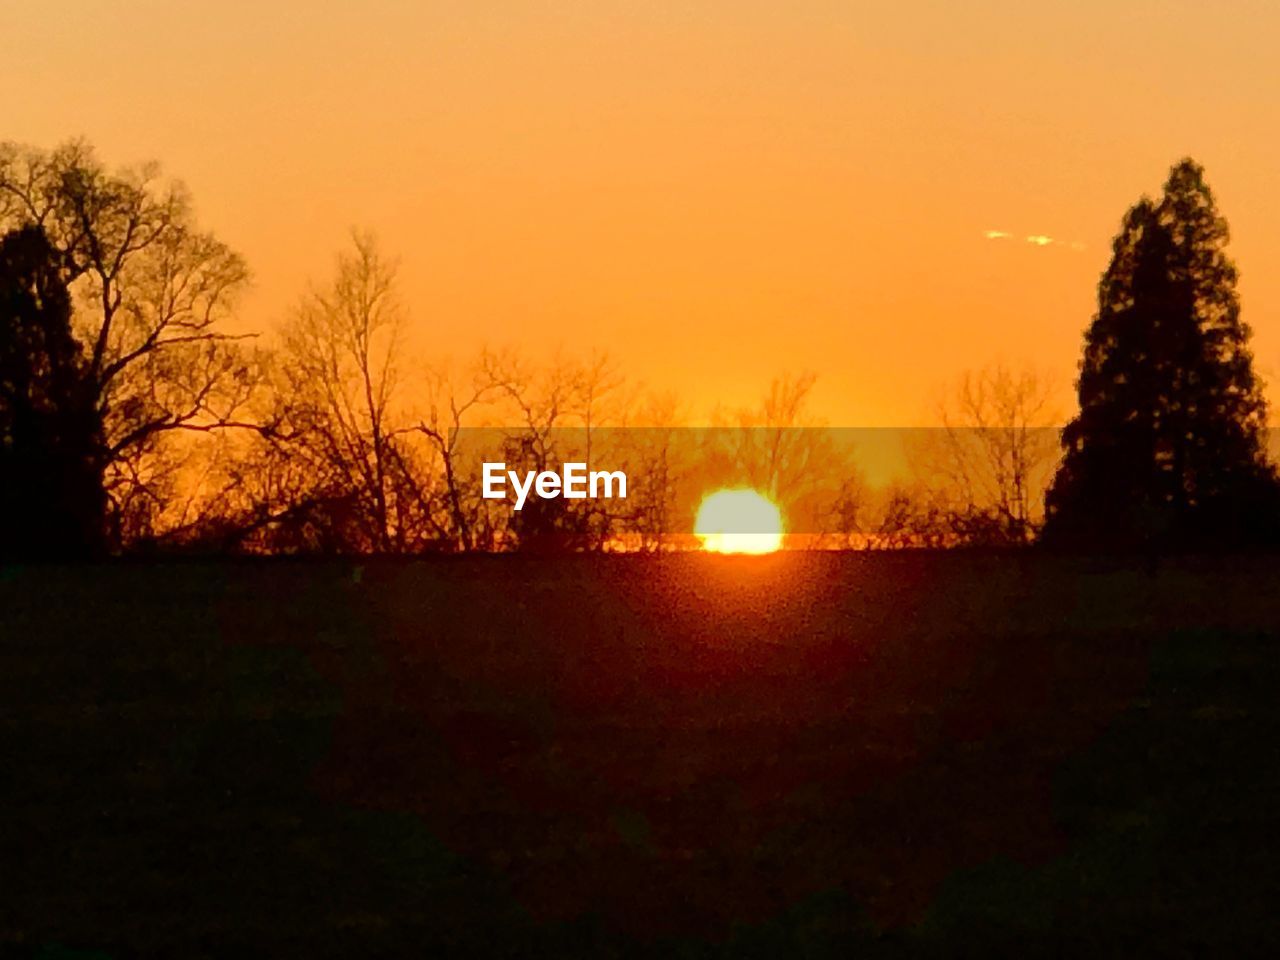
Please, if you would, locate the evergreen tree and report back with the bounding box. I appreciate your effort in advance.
[1044,159,1279,548]
[0,225,105,557]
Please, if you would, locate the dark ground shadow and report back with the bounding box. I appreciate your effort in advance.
[3,553,1279,956]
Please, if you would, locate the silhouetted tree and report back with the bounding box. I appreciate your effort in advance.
[709,372,859,542]
[910,364,1059,545]
[258,231,434,553]
[614,391,687,552]
[412,362,504,552]
[0,226,104,557]
[0,140,259,548]
[1044,159,1280,548]
[479,348,625,552]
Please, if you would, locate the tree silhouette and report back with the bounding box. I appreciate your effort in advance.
[272,231,419,552]
[479,349,626,553]
[906,364,1060,546]
[1044,159,1280,548]
[0,226,105,557]
[0,140,258,548]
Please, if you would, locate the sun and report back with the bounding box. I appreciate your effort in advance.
[694,489,784,554]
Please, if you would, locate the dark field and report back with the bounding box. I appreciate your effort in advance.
[3,553,1279,957]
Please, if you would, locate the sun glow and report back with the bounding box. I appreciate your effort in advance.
[694,489,784,554]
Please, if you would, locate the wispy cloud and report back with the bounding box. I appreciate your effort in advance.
[982,230,1084,251]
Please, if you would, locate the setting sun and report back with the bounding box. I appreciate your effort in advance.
[694,489,784,554]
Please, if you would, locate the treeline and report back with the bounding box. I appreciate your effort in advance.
[2,141,1277,556]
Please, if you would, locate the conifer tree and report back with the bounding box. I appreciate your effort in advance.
[1044,159,1279,547]
[0,225,105,557]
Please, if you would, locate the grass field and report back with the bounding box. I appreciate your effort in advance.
[3,553,1279,957]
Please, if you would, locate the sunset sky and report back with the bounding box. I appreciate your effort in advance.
[4,0,1279,424]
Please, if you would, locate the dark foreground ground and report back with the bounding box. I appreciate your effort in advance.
[2,552,1279,958]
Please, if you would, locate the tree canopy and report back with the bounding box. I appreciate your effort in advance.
[0,139,257,546]
[1044,159,1279,548]
[0,224,104,557]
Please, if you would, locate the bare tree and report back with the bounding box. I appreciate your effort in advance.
[472,348,630,551]
[817,472,872,550]
[270,231,425,552]
[0,139,258,546]
[911,363,1060,544]
[482,348,581,466]
[613,390,689,551]
[410,361,504,552]
[711,372,860,541]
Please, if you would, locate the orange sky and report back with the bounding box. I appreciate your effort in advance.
[3,1,1279,424]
